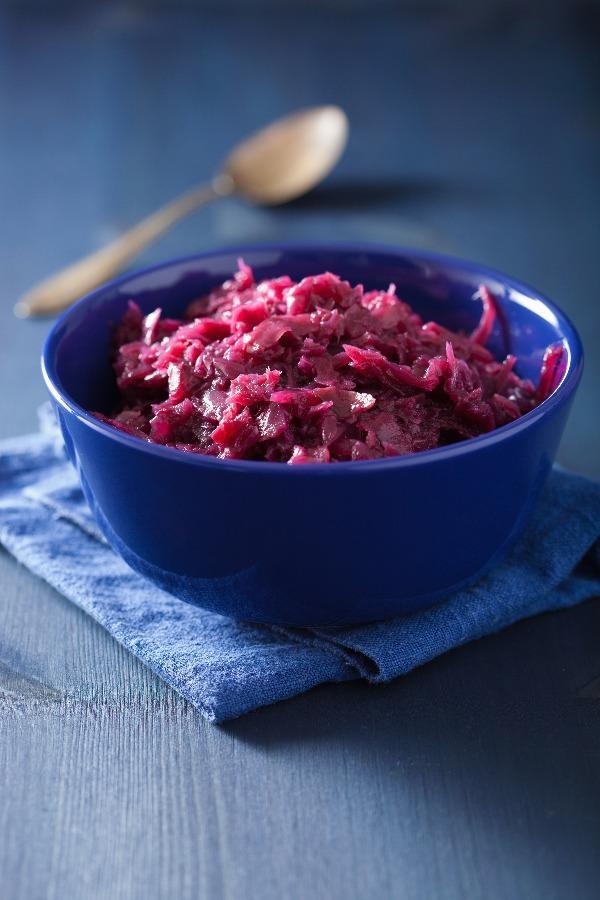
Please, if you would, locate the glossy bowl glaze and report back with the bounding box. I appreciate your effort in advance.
[42,244,583,625]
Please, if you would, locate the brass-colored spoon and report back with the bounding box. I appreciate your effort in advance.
[15,105,349,318]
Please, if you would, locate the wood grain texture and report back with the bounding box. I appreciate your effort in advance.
[0,5,599,899]
[1,547,599,900]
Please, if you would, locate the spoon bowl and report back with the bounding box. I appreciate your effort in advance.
[224,105,349,205]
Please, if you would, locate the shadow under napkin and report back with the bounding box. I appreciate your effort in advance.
[0,415,598,723]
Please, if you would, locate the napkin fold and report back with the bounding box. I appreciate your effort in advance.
[1,410,599,722]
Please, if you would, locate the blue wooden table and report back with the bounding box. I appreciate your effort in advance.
[1,5,598,898]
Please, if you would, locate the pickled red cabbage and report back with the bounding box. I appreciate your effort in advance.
[93,263,559,463]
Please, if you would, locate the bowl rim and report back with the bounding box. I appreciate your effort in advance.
[42,240,584,476]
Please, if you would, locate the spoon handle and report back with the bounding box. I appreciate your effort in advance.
[15,178,233,318]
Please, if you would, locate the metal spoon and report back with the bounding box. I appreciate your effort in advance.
[15,105,349,318]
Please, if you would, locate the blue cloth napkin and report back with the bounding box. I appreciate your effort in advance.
[1,410,599,722]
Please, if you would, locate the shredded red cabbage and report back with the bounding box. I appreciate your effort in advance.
[93,262,560,463]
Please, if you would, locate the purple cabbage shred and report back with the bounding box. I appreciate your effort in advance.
[93,262,559,463]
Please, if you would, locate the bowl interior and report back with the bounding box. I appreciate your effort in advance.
[46,245,573,416]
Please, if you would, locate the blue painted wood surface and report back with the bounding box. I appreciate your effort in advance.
[0,5,598,899]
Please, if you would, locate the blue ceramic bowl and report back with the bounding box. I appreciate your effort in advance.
[42,244,583,626]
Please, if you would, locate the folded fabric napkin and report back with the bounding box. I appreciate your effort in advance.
[1,409,599,722]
